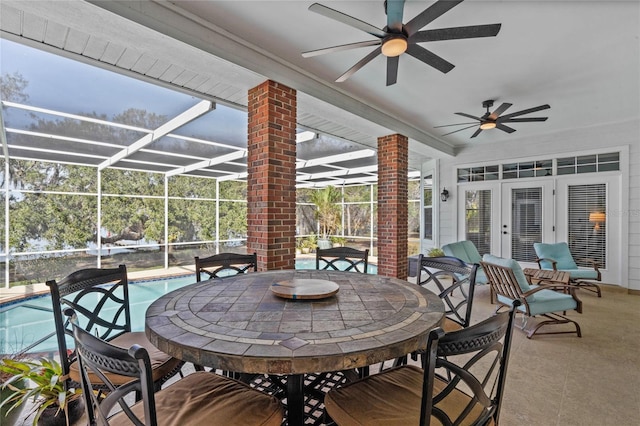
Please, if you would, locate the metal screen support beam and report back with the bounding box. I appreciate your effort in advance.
[98,100,214,170]
[166,150,247,177]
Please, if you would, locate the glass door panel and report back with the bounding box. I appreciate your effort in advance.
[501,181,554,263]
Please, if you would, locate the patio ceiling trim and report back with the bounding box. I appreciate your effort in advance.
[98,100,214,170]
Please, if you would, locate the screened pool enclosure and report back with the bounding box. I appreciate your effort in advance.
[0,38,422,288]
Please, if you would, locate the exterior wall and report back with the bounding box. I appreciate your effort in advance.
[247,80,297,271]
[434,120,639,291]
[377,134,408,279]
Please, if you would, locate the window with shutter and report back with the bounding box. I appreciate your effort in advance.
[464,189,491,255]
[568,184,607,268]
[423,175,433,240]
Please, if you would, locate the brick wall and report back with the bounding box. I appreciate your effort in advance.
[377,134,409,279]
[246,80,297,271]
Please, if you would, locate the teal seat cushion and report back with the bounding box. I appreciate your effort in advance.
[442,241,482,264]
[443,241,487,284]
[564,269,599,280]
[497,286,577,315]
[533,242,578,270]
[475,268,488,284]
[482,254,533,296]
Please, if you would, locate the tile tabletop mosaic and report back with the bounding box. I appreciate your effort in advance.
[146,270,445,374]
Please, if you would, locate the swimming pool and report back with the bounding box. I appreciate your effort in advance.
[0,259,376,355]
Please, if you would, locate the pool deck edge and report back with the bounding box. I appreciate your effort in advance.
[0,265,197,305]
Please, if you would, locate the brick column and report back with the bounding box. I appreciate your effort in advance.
[247,80,297,271]
[377,134,408,280]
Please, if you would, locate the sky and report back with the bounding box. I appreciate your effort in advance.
[0,38,248,143]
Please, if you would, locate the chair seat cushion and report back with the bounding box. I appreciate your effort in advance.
[564,269,599,280]
[69,331,182,386]
[325,365,486,426]
[497,287,578,316]
[442,317,464,333]
[109,371,283,426]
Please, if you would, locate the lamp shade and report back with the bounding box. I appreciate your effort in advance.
[589,212,606,223]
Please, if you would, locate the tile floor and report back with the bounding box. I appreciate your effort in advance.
[12,282,640,426]
[473,284,640,426]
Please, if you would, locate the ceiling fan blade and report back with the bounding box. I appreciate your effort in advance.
[470,127,483,138]
[454,112,483,121]
[496,123,517,133]
[335,46,382,82]
[406,44,455,73]
[386,56,400,86]
[434,121,478,128]
[500,104,551,120]
[404,0,464,35]
[501,117,548,123]
[441,124,478,136]
[302,40,382,58]
[385,0,405,33]
[411,23,502,43]
[309,3,386,38]
[488,102,512,120]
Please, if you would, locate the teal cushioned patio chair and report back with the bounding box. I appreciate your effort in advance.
[481,254,582,339]
[533,242,602,297]
[441,240,488,284]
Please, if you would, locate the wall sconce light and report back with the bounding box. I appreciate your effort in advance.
[440,188,449,202]
[589,212,606,233]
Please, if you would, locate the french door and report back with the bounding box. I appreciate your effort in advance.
[500,181,555,265]
[456,170,622,285]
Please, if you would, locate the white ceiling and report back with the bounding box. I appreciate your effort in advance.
[2,0,639,171]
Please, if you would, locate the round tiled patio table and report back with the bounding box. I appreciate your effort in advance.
[146,269,444,426]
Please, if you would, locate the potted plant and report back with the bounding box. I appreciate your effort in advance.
[1,349,28,426]
[0,357,83,426]
[310,186,341,249]
[427,247,445,257]
[330,236,346,247]
[299,235,317,254]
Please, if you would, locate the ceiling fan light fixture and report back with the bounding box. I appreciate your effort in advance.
[480,121,497,130]
[381,36,407,57]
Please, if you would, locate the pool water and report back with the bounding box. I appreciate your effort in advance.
[0,259,376,355]
[0,275,197,355]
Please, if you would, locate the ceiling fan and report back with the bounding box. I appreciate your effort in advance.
[436,100,551,138]
[302,0,501,86]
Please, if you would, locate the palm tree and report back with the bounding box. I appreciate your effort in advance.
[310,186,341,240]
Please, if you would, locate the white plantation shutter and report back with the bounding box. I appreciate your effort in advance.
[465,190,491,255]
[423,175,433,240]
[510,188,542,262]
[568,184,607,268]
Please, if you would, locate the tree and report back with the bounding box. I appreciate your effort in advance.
[218,181,248,241]
[0,72,29,103]
[310,186,342,238]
